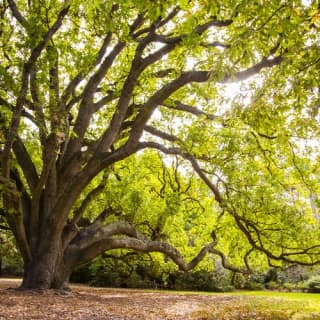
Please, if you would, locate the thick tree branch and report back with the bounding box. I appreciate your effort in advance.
[71,222,220,272]
[65,13,145,160]
[92,15,232,157]
[30,66,47,142]
[60,31,115,108]
[28,134,59,248]
[220,56,283,83]
[127,71,210,146]
[140,17,231,69]
[63,42,125,167]
[144,126,181,143]
[1,71,29,178]
[128,55,282,148]
[93,91,117,112]
[12,138,38,191]
[29,5,70,64]
[7,0,29,29]
[62,207,118,251]
[1,4,69,179]
[70,180,107,227]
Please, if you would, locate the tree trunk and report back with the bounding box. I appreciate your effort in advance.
[21,259,56,290]
[20,239,73,290]
[21,256,73,290]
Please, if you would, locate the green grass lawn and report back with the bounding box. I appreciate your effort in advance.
[152,289,320,319]
[212,291,320,319]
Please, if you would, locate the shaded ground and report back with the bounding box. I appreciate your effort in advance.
[0,278,318,319]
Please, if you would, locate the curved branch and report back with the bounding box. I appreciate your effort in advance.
[64,41,126,163]
[127,55,282,148]
[127,71,210,146]
[137,141,224,205]
[231,208,320,266]
[220,56,283,83]
[244,248,254,272]
[136,141,320,266]
[71,222,219,272]
[210,248,250,274]
[62,207,119,250]
[162,101,219,120]
[70,184,106,227]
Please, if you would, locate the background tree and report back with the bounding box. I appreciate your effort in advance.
[0,0,320,290]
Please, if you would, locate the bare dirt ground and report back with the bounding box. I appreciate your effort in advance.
[0,278,241,320]
[0,278,236,319]
[0,278,290,319]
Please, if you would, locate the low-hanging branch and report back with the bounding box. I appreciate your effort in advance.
[69,221,248,274]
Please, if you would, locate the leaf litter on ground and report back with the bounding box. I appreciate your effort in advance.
[0,279,320,319]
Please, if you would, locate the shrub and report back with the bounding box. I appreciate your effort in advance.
[232,272,265,291]
[244,280,265,291]
[265,281,281,290]
[0,232,23,276]
[305,275,320,293]
[167,270,234,292]
[282,282,296,292]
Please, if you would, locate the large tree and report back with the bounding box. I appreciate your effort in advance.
[0,0,320,289]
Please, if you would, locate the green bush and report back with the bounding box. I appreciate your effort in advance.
[282,282,296,292]
[265,281,281,290]
[71,254,167,289]
[0,231,23,276]
[167,270,234,292]
[305,275,320,293]
[232,272,265,291]
[244,280,265,290]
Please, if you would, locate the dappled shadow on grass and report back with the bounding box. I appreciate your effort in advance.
[0,279,319,319]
